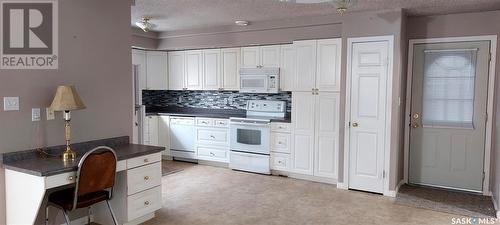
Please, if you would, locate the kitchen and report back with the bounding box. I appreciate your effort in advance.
[133,39,341,182]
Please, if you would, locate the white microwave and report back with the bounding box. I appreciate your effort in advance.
[239,68,280,93]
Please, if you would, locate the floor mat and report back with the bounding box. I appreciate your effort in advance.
[162,160,196,176]
[395,184,496,218]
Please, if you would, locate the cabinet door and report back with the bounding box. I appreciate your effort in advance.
[241,46,260,68]
[132,49,147,91]
[158,116,170,156]
[294,40,317,92]
[168,51,185,90]
[292,92,315,175]
[316,39,341,92]
[185,50,203,90]
[146,51,168,90]
[144,116,159,146]
[203,49,221,90]
[260,45,281,68]
[314,92,340,179]
[221,48,240,90]
[280,44,296,92]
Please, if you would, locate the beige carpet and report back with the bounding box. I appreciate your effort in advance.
[142,162,463,225]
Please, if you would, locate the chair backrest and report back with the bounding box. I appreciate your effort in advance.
[74,146,117,210]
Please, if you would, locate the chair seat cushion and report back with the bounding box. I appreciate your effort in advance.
[49,188,109,210]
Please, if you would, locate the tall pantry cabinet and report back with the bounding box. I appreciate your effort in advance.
[291,38,342,180]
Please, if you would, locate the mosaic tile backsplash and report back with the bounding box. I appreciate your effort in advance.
[143,90,292,113]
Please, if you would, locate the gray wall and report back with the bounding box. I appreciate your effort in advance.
[0,0,133,223]
[407,9,500,211]
[132,27,159,49]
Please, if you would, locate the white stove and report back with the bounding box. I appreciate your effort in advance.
[229,100,286,174]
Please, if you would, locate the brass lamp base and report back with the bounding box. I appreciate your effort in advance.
[61,112,77,162]
[62,148,77,162]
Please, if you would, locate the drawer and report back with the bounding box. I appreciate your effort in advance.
[197,147,228,162]
[271,133,291,154]
[196,128,229,146]
[271,153,290,171]
[127,162,162,195]
[45,172,77,189]
[127,186,162,221]
[271,122,291,133]
[127,152,162,169]
[196,118,213,127]
[213,119,229,128]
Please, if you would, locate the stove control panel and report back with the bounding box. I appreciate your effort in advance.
[246,100,286,113]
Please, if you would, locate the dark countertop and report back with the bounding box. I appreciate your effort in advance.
[2,137,165,177]
[146,106,291,123]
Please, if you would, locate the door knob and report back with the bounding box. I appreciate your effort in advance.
[352,122,359,127]
[411,123,420,128]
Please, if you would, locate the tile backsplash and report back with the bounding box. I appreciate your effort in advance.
[143,90,292,113]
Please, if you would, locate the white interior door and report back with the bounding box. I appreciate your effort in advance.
[348,40,390,194]
[409,41,490,192]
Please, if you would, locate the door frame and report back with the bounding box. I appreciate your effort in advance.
[340,35,394,196]
[403,35,497,195]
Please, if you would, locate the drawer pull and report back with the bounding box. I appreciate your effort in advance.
[144,201,150,206]
[210,135,216,139]
[67,176,74,181]
[210,152,215,156]
[278,161,283,164]
[144,176,150,181]
[278,141,283,144]
[144,158,149,163]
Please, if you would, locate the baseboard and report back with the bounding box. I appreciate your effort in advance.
[60,215,93,225]
[336,182,348,190]
[287,172,337,185]
[198,160,228,168]
[385,179,405,197]
[162,155,173,160]
[491,195,500,218]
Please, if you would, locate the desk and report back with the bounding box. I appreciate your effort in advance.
[3,138,164,225]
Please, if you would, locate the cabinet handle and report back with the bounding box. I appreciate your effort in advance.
[352,122,359,127]
[144,176,150,181]
[210,135,216,139]
[210,152,215,156]
[278,141,283,144]
[67,176,74,181]
[144,201,150,206]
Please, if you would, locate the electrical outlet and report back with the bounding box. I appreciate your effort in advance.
[32,108,41,121]
[3,97,19,111]
[46,107,55,120]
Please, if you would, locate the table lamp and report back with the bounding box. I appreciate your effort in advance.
[49,85,86,161]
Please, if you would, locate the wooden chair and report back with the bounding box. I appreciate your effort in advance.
[46,146,119,225]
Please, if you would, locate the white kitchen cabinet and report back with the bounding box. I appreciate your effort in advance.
[146,51,168,90]
[313,92,340,179]
[291,91,340,179]
[270,122,292,173]
[195,117,230,163]
[132,49,147,94]
[203,49,222,90]
[158,115,170,157]
[221,48,240,90]
[292,92,316,175]
[168,51,185,90]
[241,45,281,68]
[143,115,159,146]
[185,50,203,90]
[316,39,341,92]
[280,44,296,92]
[294,40,317,92]
[292,38,341,92]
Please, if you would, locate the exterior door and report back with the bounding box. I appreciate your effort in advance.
[409,41,490,192]
[348,40,390,194]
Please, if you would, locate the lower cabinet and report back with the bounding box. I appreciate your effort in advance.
[195,117,230,163]
[270,122,292,172]
[291,91,340,180]
[143,115,159,146]
[158,115,170,157]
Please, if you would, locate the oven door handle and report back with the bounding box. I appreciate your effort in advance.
[230,122,270,127]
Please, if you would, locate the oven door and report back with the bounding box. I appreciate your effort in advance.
[230,121,270,155]
[239,75,269,93]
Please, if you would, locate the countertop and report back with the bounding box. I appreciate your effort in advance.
[2,137,165,177]
[146,106,291,123]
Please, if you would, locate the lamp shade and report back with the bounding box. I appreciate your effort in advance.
[50,85,86,111]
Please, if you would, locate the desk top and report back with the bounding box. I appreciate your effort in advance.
[2,137,164,177]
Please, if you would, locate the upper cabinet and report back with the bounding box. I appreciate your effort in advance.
[241,45,281,68]
[146,51,168,90]
[168,51,185,90]
[203,49,222,90]
[292,38,341,92]
[132,49,147,93]
[221,48,240,91]
[185,50,203,90]
[279,44,296,92]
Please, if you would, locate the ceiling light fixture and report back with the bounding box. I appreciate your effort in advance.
[136,16,153,32]
[235,20,250,26]
[278,0,356,15]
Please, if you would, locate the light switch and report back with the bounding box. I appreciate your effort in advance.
[32,108,41,121]
[3,97,19,111]
[46,107,55,120]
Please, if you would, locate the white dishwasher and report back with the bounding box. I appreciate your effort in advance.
[170,116,197,160]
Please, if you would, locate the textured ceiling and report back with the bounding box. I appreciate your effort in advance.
[131,0,500,32]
